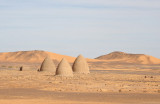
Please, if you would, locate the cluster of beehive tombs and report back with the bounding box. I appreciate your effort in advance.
[39,54,90,77]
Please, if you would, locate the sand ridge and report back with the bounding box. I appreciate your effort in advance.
[0,50,97,63]
[96,51,160,64]
[0,50,160,65]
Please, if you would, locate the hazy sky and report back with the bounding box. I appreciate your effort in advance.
[0,0,160,58]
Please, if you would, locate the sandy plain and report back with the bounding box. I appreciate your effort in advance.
[0,64,160,104]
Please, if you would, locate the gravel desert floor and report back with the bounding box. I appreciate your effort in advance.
[0,68,160,104]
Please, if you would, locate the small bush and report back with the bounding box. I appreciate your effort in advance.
[1,65,6,67]
[8,66,13,68]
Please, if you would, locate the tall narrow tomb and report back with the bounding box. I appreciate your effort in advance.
[72,54,90,74]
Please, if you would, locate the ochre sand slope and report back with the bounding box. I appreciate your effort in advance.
[0,50,96,63]
[0,50,74,63]
[96,51,160,64]
[0,50,160,65]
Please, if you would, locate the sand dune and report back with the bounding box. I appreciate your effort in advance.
[0,50,97,64]
[0,50,160,66]
[96,51,160,64]
[0,50,93,63]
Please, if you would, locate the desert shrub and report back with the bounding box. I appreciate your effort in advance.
[119,89,122,92]
[1,65,6,67]
[8,66,13,68]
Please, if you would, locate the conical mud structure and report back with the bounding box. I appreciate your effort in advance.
[39,56,56,74]
[56,58,73,77]
[72,54,90,74]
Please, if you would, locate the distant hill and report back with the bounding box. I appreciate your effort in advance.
[96,51,160,64]
[0,50,159,65]
[0,50,77,63]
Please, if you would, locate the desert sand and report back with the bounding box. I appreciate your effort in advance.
[0,68,160,104]
[0,50,160,104]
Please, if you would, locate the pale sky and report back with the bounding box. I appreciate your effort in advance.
[0,0,160,58]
